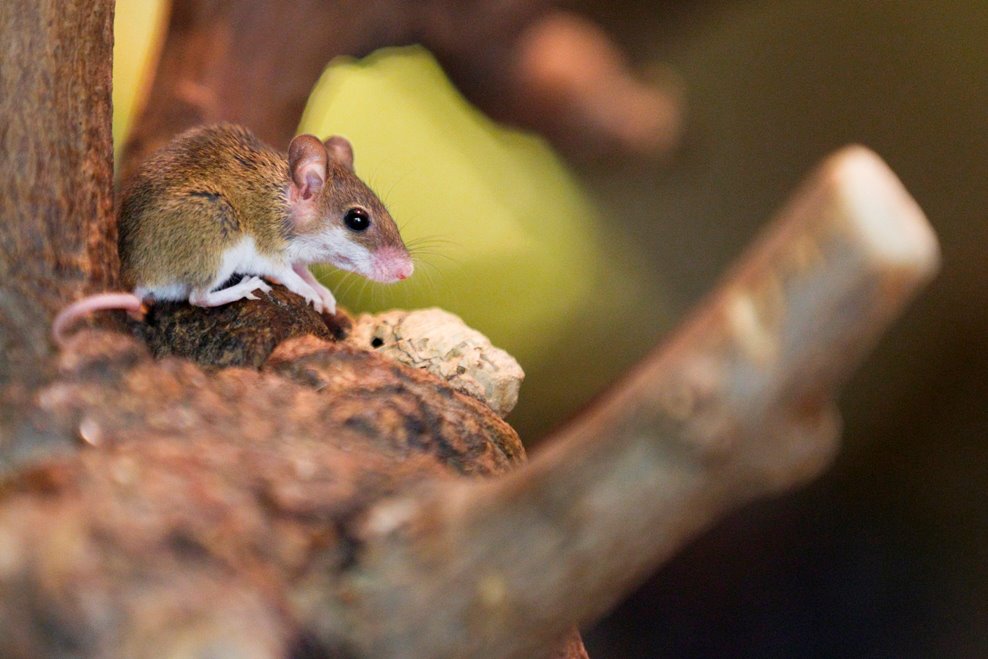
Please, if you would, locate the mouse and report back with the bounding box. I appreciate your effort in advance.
[52,123,413,346]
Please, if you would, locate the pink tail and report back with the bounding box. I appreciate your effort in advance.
[51,292,145,348]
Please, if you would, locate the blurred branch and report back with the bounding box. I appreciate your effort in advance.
[339,147,940,657]
[123,0,682,173]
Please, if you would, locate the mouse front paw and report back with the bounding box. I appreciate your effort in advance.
[305,294,324,314]
[317,291,336,316]
[288,284,322,314]
[242,275,273,300]
[308,282,336,315]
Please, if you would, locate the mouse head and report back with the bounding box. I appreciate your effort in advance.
[286,134,413,283]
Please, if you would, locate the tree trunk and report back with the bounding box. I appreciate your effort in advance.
[0,0,115,406]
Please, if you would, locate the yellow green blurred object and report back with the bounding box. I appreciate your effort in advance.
[300,47,609,367]
[112,0,169,165]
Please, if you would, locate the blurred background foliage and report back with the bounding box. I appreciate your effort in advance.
[112,0,168,164]
[114,1,987,656]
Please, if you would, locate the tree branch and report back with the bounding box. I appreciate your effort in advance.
[123,0,681,172]
[0,0,116,388]
[341,146,941,658]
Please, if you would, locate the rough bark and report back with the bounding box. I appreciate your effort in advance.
[0,0,116,388]
[0,330,527,656]
[123,0,681,173]
[348,308,526,418]
[132,284,351,368]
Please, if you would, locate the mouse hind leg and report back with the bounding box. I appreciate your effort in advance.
[189,275,272,307]
[167,192,271,308]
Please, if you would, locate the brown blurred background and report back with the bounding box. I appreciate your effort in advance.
[549,1,988,656]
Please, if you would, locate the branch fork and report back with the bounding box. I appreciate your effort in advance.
[341,146,940,658]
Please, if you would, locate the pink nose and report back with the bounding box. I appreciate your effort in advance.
[396,260,414,281]
[373,249,414,282]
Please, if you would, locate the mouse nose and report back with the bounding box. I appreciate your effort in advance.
[372,249,414,282]
[395,260,414,281]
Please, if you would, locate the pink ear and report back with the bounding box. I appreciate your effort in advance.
[288,135,328,202]
[324,135,355,172]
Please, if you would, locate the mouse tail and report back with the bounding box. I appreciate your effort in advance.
[51,292,147,348]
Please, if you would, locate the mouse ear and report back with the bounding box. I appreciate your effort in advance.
[324,136,355,172]
[288,134,328,202]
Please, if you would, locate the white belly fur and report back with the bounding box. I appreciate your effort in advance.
[135,236,286,301]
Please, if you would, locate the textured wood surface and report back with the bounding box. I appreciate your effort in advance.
[0,0,116,387]
[0,322,526,655]
[133,284,348,368]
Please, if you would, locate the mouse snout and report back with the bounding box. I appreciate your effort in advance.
[371,247,414,283]
[395,261,413,280]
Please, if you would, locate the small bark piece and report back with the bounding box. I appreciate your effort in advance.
[348,308,525,417]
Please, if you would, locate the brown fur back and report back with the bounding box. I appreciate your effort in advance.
[118,124,290,288]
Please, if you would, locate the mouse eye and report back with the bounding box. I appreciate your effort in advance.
[343,208,371,232]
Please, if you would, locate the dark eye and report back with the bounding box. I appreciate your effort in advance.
[344,208,371,232]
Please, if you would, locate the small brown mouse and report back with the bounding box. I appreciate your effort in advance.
[53,123,413,345]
